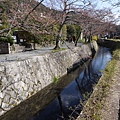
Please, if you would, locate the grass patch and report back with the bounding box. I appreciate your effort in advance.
[51,48,66,53]
[53,76,58,84]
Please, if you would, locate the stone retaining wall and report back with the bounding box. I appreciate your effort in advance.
[0,42,98,118]
[0,43,25,54]
[0,43,10,54]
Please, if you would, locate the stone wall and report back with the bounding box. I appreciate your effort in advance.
[10,44,25,53]
[0,43,25,54]
[0,41,98,118]
[0,43,10,54]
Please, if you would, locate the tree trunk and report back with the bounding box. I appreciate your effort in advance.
[75,31,81,46]
[84,35,87,43]
[16,34,20,44]
[33,42,36,50]
[54,24,63,50]
[54,38,60,49]
[88,35,92,43]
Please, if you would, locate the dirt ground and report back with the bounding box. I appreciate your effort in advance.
[101,60,120,120]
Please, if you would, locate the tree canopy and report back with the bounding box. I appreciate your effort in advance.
[0,0,119,47]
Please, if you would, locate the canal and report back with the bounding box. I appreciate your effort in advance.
[31,46,112,120]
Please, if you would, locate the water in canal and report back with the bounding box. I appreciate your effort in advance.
[32,46,112,120]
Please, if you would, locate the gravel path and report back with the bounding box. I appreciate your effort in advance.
[0,42,82,63]
[0,47,54,63]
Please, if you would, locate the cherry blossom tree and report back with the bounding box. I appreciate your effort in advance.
[0,0,48,36]
[74,6,117,42]
[0,0,59,48]
[43,0,92,49]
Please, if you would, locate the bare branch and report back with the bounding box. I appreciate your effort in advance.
[21,0,44,27]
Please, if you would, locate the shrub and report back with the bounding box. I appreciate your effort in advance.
[0,36,14,45]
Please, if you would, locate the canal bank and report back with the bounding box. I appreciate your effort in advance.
[31,46,112,120]
[77,42,120,120]
[0,41,98,119]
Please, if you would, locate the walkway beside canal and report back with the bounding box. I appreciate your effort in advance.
[101,56,120,120]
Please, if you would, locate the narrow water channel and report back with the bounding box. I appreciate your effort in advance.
[31,46,112,120]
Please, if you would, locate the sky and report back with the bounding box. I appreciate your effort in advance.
[96,0,120,12]
[92,0,120,24]
[39,0,120,24]
[41,0,119,12]
[96,0,120,24]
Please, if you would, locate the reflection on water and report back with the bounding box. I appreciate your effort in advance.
[78,47,112,93]
[32,47,112,120]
